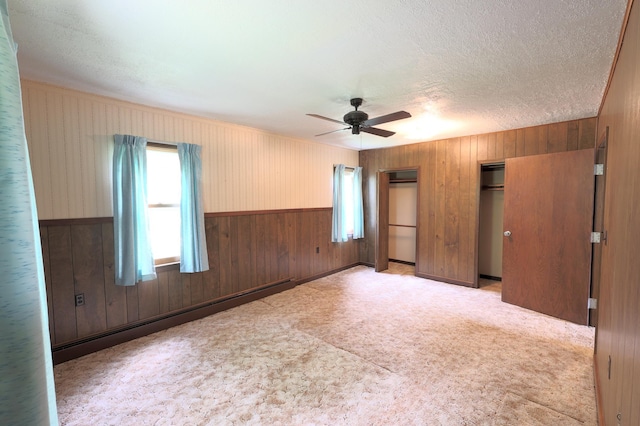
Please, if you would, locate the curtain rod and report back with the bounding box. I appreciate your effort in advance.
[333,164,356,171]
[147,139,178,147]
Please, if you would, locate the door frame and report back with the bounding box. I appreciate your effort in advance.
[375,166,421,273]
[375,171,390,272]
[590,126,609,328]
[474,160,506,288]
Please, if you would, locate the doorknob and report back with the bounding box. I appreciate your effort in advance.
[504,230,512,237]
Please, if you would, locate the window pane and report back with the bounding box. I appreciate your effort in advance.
[344,169,355,235]
[148,206,181,261]
[147,149,181,205]
[147,147,181,263]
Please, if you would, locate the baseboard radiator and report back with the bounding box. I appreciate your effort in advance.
[52,262,362,364]
[52,277,296,364]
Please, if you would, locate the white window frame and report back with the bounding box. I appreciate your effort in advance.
[146,144,181,265]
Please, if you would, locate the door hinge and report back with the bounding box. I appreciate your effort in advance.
[588,298,597,309]
[594,164,604,175]
[591,232,602,243]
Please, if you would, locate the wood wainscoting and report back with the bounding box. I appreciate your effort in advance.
[40,208,359,363]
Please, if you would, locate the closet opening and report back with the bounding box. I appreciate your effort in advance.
[389,170,418,266]
[375,168,419,273]
[478,162,504,290]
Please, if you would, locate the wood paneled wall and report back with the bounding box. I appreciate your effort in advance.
[359,117,596,286]
[21,80,358,219]
[595,0,640,424]
[41,209,358,349]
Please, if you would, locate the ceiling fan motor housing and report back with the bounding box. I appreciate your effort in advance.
[343,110,368,134]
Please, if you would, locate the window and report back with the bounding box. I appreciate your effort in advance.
[146,145,181,264]
[332,164,363,242]
[343,168,355,236]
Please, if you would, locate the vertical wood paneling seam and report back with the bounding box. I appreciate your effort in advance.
[43,92,55,218]
[68,226,78,337]
[61,96,72,217]
[444,141,449,276]
[456,138,461,277]
[77,97,87,217]
[90,101,99,216]
[98,226,109,332]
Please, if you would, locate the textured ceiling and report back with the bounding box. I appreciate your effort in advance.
[8,0,627,150]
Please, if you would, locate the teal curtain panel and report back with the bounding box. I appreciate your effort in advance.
[0,1,59,423]
[113,134,157,285]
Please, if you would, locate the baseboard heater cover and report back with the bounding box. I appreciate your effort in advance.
[52,262,363,364]
[52,277,295,364]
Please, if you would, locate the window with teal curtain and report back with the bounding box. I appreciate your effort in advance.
[332,164,348,242]
[352,166,364,239]
[178,143,209,273]
[113,134,157,285]
[331,164,349,243]
[332,164,364,242]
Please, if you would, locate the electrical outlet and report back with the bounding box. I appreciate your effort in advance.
[75,293,85,307]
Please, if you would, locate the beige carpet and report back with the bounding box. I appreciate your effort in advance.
[54,263,597,425]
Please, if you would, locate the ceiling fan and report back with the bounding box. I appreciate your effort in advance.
[307,98,411,138]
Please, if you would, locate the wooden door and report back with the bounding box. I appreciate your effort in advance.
[502,149,594,325]
[375,171,389,272]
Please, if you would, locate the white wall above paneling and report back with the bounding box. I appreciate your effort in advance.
[22,81,358,220]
